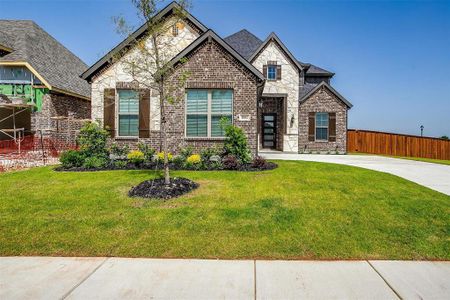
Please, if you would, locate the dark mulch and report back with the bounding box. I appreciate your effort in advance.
[128,177,199,199]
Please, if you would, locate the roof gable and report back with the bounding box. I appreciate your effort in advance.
[167,30,265,82]
[299,81,352,108]
[224,29,262,60]
[81,1,207,82]
[0,20,90,99]
[249,32,303,71]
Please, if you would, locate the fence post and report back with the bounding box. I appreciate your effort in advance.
[39,130,46,165]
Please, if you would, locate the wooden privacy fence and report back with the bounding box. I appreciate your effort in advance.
[347,129,450,160]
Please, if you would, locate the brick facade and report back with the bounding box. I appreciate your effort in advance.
[128,40,260,155]
[31,93,91,144]
[298,86,348,153]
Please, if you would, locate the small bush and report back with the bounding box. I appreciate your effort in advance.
[179,146,194,160]
[157,152,173,162]
[127,150,145,165]
[113,160,128,169]
[251,156,268,168]
[222,154,240,170]
[187,154,201,165]
[60,150,84,168]
[223,123,251,164]
[200,147,221,162]
[77,122,109,158]
[83,156,108,169]
[209,160,223,170]
[110,143,129,158]
[137,142,155,162]
[172,155,185,167]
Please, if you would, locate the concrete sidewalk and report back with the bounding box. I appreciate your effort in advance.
[261,153,450,195]
[1,257,449,300]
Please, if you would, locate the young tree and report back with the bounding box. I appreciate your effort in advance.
[113,0,191,184]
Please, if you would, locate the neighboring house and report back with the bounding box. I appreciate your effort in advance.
[0,20,90,140]
[81,2,352,154]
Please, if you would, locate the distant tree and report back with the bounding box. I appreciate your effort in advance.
[440,135,449,140]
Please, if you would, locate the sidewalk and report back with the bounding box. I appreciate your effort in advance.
[1,257,449,299]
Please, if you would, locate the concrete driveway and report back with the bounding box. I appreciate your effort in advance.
[261,153,450,195]
[1,257,449,300]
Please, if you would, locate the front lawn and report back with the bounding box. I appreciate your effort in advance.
[350,152,450,166]
[0,160,449,260]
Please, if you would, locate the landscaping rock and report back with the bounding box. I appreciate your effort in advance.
[128,177,199,199]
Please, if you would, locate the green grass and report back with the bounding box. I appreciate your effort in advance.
[350,152,450,166]
[0,161,449,260]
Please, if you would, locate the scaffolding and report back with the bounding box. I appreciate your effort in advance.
[0,102,35,153]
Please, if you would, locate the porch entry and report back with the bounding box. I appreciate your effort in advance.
[259,96,285,151]
[262,113,277,149]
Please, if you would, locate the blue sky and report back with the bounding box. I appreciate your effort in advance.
[1,0,449,137]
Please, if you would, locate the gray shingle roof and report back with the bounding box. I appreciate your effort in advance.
[0,20,90,99]
[223,29,262,60]
[224,29,334,77]
[299,81,352,108]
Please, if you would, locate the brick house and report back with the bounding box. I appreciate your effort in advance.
[81,2,352,155]
[0,20,91,142]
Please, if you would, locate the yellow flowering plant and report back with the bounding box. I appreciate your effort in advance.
[157,152,173,162]
[186,154,201,165]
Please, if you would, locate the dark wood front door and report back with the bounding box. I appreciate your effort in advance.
[262,113,277,149]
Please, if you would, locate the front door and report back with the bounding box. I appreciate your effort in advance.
[262,113,277,149]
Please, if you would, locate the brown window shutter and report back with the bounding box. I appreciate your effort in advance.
[276,65,282,80]
[139,89,150,138]
[329,112,336,142]
[103,88,115,138]
[263,65,267,78]
[308,112,315,141]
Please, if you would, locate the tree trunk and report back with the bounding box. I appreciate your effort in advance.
[152,33,170,186]
[159,81,170,185]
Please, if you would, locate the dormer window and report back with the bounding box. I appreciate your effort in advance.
[263,61,281,80]
[267,65,277,80]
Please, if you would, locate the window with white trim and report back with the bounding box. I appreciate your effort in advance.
[186,89,233,137]
[118,90,139,137]
[315,112,329,141]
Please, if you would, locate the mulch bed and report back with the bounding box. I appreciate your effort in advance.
[128,177,199,199]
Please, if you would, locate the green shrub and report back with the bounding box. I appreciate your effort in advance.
[127,150,145,165]
[179,146,194,160]
[172,155,185,167]
[200,146,221,162]
[110,143,129,157]
[137,142,155,162]
[82,156,108,169]
[60,150,84,168]
[113,160,128,169]
[222,123,251,164]
[77,122,109,158]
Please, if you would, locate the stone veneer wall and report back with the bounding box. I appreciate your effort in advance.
[252,41,300,152]
[90,19,200,130]
[298,86,348,153]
